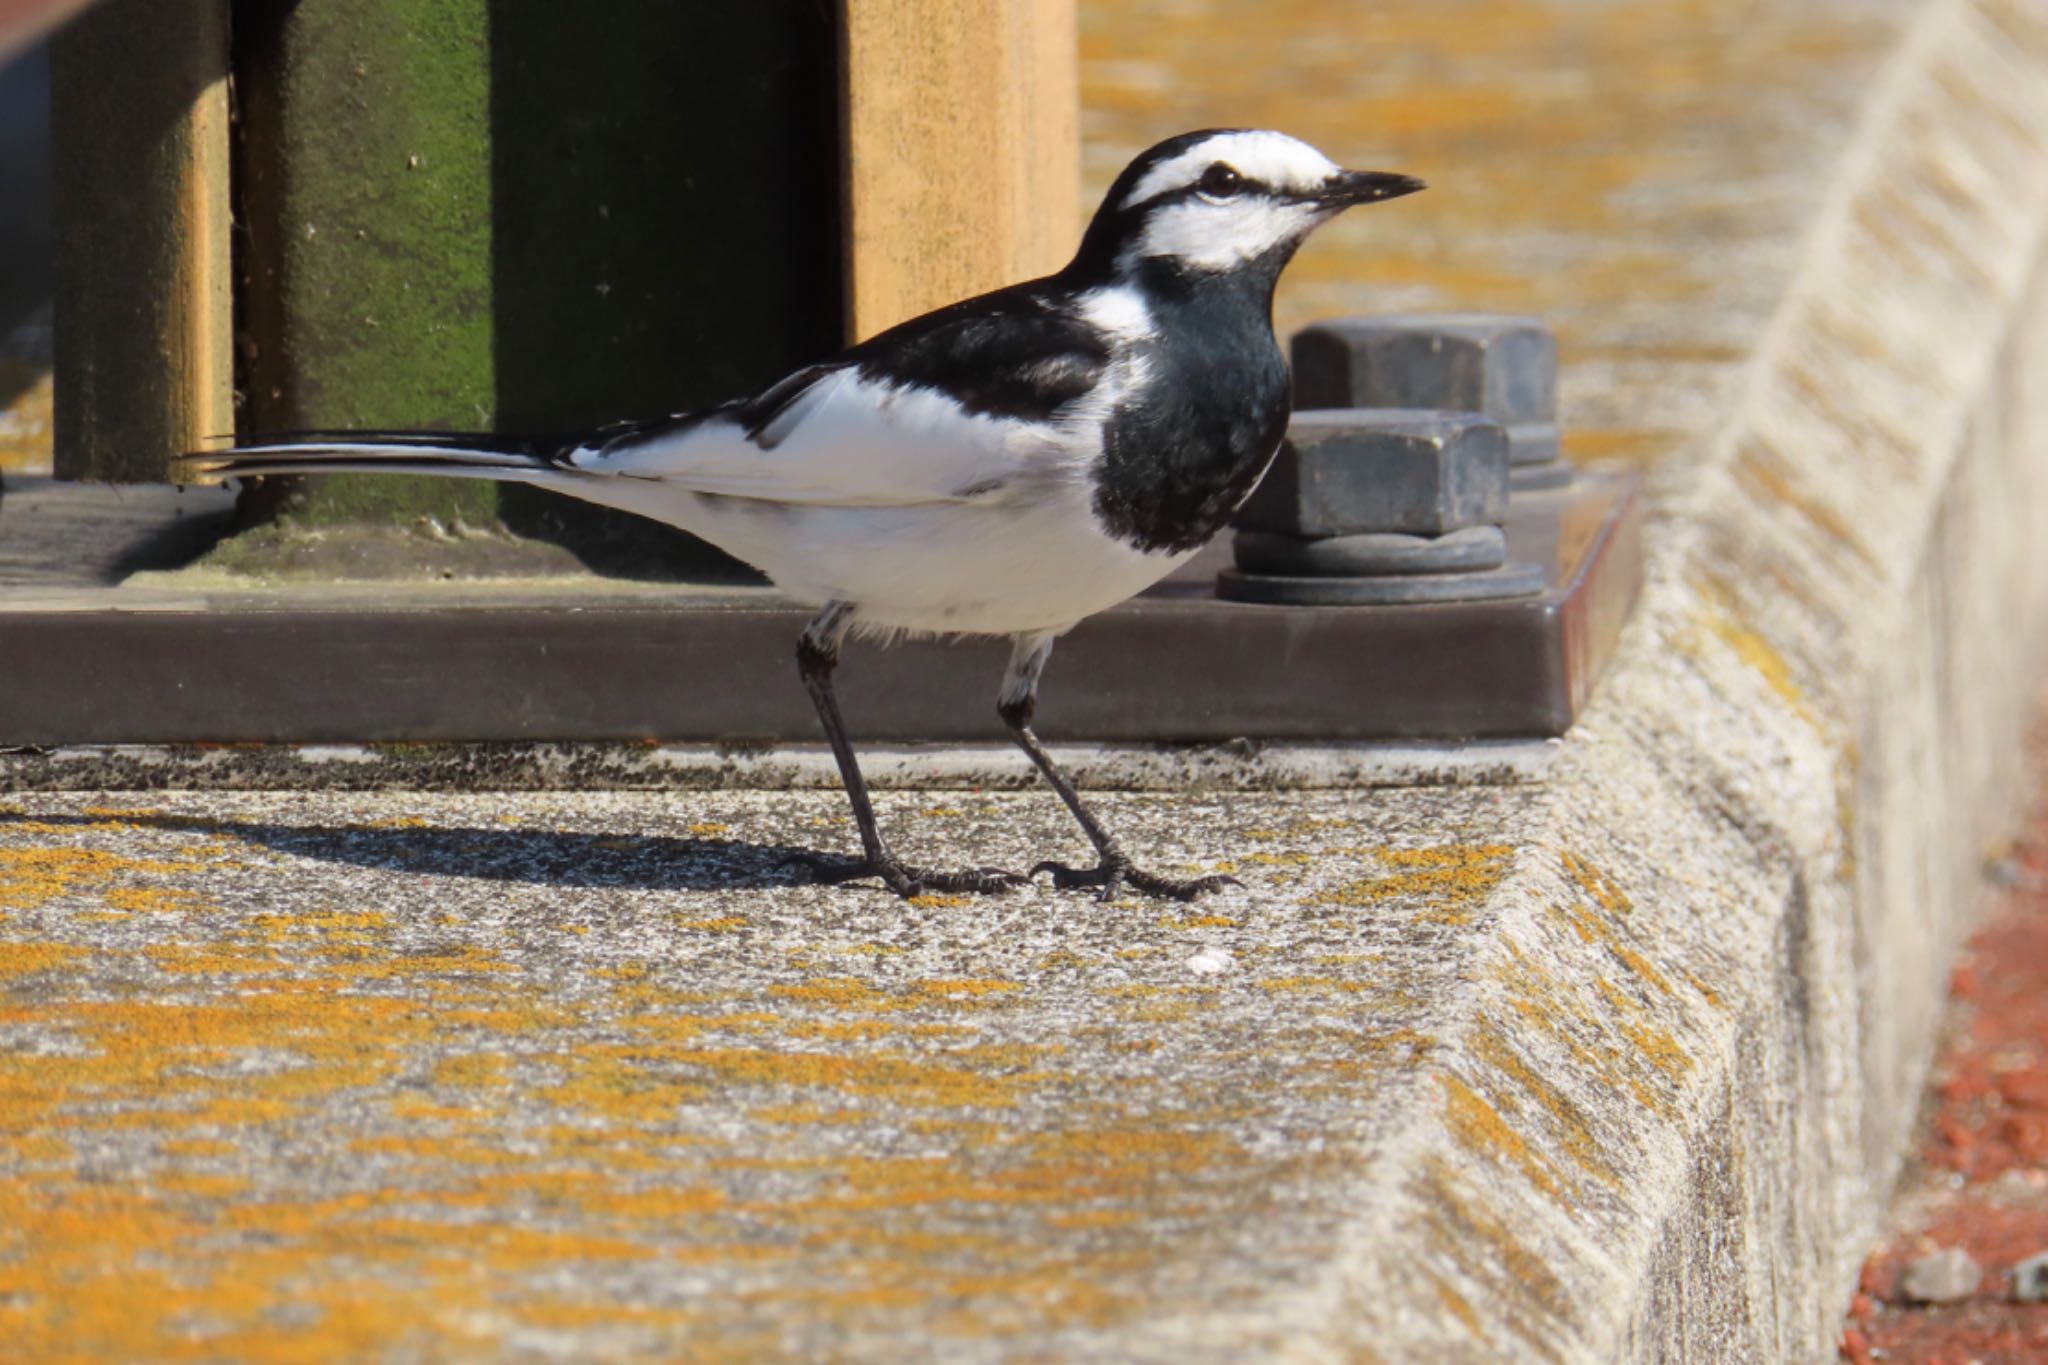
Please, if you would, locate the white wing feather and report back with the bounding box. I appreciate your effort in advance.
[568,370,1081,508]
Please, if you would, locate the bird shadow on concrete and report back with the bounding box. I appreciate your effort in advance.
[3,809,856,893]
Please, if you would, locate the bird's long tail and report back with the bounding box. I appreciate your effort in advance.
[171,431,577,487]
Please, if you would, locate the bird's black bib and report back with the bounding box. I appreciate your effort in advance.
[1090,257,1293,556]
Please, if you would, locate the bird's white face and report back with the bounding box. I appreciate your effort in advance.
[1114,131,1403,273]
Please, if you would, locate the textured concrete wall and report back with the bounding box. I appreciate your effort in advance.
[1390,2,2048,1353]
[1075,0,2048,1348]
[5,0,2048,1360]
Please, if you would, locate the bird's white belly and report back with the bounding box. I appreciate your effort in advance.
[690,486,1193,636]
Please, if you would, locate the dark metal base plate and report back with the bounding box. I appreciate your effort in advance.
[0,473,1642,743]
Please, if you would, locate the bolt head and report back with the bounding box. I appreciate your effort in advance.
[1292,314,1558,425]
[1235,409,1510,537]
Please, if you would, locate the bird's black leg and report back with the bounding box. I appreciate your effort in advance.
[789,603,1024,898]
[1000,635,1240,903]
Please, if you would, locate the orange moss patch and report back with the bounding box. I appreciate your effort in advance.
[1691,570,1826,731]
[170,1097,302,1129]
[1045,1208,1139,1230]
[1310,844,1514,924]
[1258,976,1367,995]
[1415,1153,1574,1330]
[0,940,86,982]
[1429,1269,1486,1337]
[752,1103,827,1125]
[0,846,199,912]
[432,1003,580,1036]
[432,1053,510,1091]
[1548,853,1677,998]
[1561,425,1684,469]
[1470,1022,1619,1191]
[770,977,888,1008]
[1491,935,1695,1129]
[786,1018,899,1042]
[152,1171,251,1199]
[1559,849,1632,915]
[100,885,210,915]
[1,1133,71,1162]
[1441,1074,1561,1197]
[535,1054,702,1126]
[338,944,513,981]
[144,942,288,976]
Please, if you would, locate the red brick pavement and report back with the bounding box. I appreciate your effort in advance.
[1841,800,2048,1364]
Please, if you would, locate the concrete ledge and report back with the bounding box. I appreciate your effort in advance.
[6,1,2048,1360]
[1380,0,2048,1355]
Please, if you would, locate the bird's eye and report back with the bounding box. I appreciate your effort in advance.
[1198,163,1243,198]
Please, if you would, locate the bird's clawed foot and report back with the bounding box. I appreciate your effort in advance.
[785,852,1027,899]
[1031,856,1242,903]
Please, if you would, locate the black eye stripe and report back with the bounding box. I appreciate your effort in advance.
[1123,174,1276,219]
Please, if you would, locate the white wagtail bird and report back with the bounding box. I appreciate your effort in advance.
[176,129,1424,902]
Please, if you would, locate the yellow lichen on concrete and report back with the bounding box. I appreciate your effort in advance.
[1429,1269,1487,1338]
[1558,849,1631,917]
[1467,847,1710,1167]
[676,914,750,931]
[1687,572,1829,734]
[1562,425,1684,470]
[1413,1154,1574,1352]
[1440,1074,1562,1197]
[1468,1021,1621,1192]
[1259,976,1369,994]
[771,976,889,1008]
[0,844,200,912]
[1309,843,1514,924]
[1548,851,1677,998]
[1,853,1228,1357]
[0,940,86,982]
[671,1047,1033,1109]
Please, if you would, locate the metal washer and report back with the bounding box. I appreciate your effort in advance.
[1216,561,1547,605]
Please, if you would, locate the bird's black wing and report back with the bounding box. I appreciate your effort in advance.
[565,284,1110,505]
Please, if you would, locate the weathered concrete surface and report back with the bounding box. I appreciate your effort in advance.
[9,0,2048,1361]
[1092,0,2048,1355]
[0,788,1540,1361]
[0,738,1557,794]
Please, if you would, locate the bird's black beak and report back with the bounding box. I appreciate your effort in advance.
[1319,170,1427,206]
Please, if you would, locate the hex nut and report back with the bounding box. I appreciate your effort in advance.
[1234,409,1509,538]
[1292,314,1558,425]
